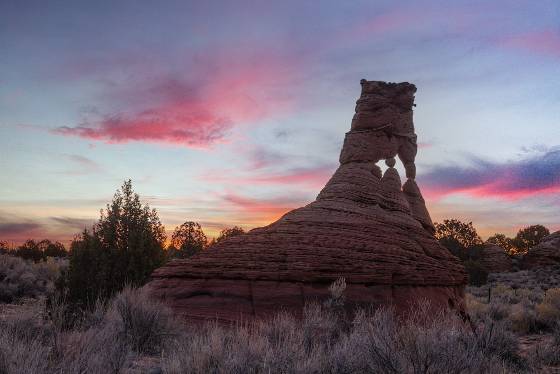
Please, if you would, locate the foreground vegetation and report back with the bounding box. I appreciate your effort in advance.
[0,285,549,374]
[0,254,66,303]
[1,269,560,373]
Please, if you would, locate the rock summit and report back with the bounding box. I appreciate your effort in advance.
[146,80,467,323]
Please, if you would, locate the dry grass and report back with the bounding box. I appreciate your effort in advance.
[161,301,524,374]
[0,254,67,303]
[1,274,559,373]
[535,288,560,326]
[468,281,560,335]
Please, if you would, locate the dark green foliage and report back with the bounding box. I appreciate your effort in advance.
[464,260,488,286]
[58,180,166,307]
[513,225,550,254]
[436,219,489,285]
[486,233,515,254]
[215,226,245,244]
[0,241,8,254]
[14,240,46,262]
[485,226,550,256]
[42,240,67,258]
[438,237,465,260]
[207,226,246,247]
[169,221,207,258]
[12,239,67,262]
[434,219,482,249]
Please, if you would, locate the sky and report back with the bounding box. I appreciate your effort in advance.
[0,0,559,246]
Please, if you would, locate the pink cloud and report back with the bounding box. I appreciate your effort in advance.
[200,164,336,189]
[422,184,560,202]
[54,109,232,148]
[220,192,307,225]
[337,6,478,44]
[500,29,560,57]
[420,150,560,201]
[52,49,301,148]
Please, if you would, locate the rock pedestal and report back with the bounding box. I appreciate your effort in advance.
[521,231,560,270]
[146,80,467,323]
[478,243,513,273]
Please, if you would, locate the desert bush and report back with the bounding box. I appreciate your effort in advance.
[161,300,523,374]
[51,288,178,372]
[106,286,180,354]
[0,326,51,374]
[1,286,182,373]
[537,288,560,323]
[508,303,538,334]
[466,293,489,322]
[529,323,560,368]
[56,323,130,374]
[0,254,66,302]
[0,305,52,374]
[0,281,539,374]
[535,288,560,328]
[488,301,510,321]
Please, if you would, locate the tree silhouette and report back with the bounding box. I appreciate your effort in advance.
[170,221,207,258]
[434,219,482,248]
[486,233,515,255]
[39,239,67,258]
[513,225,550,254]
[214,226,245,245]
[434,219,487,285]
[60,180,166,306]
[15,240,44,262]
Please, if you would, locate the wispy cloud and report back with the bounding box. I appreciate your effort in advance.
[52,48,301,148]
[0,221,41,236]
[500,29,560,58]
[219,191,307,224]
[50,216,94,230]
[420,149,560,200]
[59,154,102,175]
[200,163,336,189]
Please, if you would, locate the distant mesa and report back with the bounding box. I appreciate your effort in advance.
[478,243,513,273]
[521,231,560,270]
[145,80,468,323]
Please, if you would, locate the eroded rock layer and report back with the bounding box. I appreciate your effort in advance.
[478,243,513,273]
[146,80,467,323]
[522,231,560,270]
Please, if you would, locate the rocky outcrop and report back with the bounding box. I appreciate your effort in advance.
[478,243,513,273]
[146,80,467,323]
[521,231,560,270]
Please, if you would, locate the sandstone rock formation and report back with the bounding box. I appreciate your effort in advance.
[521,231,560,270]
[146,80,467,323]
[478,243,513,273]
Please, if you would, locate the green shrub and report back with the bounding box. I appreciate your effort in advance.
[464,260,488,286]
[57,180,166,308]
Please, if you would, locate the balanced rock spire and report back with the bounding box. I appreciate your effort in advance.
[146,80,467,323]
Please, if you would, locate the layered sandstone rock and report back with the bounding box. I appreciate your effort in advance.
[146,80,467,323]
[521,231,560,270]
[478,243,513,273]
